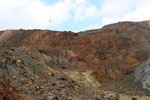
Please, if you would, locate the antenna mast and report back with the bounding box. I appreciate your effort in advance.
[49,15,52,30]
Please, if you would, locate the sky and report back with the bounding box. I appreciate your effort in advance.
[0,0,150,32]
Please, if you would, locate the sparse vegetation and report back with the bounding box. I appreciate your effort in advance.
[99,91,105,98]
[114,93,120,100]
[48,61,55,67]
[6,45,11,49]
[38,49,44,53]
[131,97,137,100]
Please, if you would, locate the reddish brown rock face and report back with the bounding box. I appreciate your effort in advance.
[1,21,150,100]
[1,21,150,81]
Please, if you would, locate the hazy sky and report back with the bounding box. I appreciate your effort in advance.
[0,0,150,32]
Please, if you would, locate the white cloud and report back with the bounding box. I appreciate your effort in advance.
[48,0,72,26]
[0,0,100,30]
[123,4,150,21]
[102,17,121,25]
[85,24,100,30]
[101,0,137,16]
[100,0,150,26]
[73,0,99,22]
[85,5,98,18]
[0,0,51,29]
[3,0,150,31]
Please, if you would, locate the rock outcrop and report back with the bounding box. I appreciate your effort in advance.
[134,58,150,91]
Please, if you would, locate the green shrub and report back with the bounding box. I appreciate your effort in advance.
[113,93,120,100]
[131,97,137,100]
[6,45,11,49]
[38,49,44,53]
[99,91,105,98]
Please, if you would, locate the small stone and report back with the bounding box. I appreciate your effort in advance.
[26,51,32,55]
[40,86,44,89]
[51,83,56,86]
[3,96,8,100]
[36,85,40,90]
[51,73,54,77]
[16,59,22,63]
[52,97,59,100]
[47,95,55,99]
[59,77,67,81]
[11,48,15,51]
[9,87,13,91]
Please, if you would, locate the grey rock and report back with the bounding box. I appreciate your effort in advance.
[134,58,150,90]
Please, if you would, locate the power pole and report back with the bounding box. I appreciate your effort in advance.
[49,15,52,30]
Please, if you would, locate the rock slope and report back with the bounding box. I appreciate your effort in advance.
[0,47,95,100]
[1,21,150,81]
[0,20,150,99]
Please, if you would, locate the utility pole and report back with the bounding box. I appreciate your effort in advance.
[49,15,52,30]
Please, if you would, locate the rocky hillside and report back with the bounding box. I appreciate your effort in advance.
[0,47,99,100]
[1,21,150,80]
[1,20,150,100]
